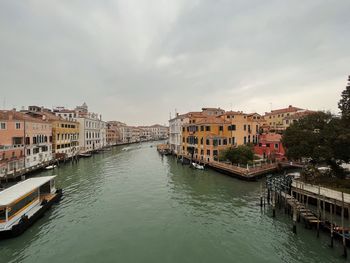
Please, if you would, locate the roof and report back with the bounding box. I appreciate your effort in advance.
[0,110,48,123]
[283,110,316,120]
[265,105,303,116]
[259,133,282,142]
[0,176,56,206]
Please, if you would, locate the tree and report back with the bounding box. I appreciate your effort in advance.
[338,75,350,121]
[220,145,254,165]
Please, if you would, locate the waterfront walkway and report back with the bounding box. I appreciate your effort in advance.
[178,154,278,180]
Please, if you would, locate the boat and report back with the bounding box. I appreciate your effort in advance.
[45,165,57,170]
[286,172,300,179]
[79,152,92,158]
[192,162,204,170]
[0,176,62,239]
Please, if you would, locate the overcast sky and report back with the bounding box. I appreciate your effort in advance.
[0,1,349,125]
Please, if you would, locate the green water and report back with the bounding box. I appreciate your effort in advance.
[0,142,348,262]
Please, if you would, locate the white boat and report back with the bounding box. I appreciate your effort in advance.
[0,176,62,239]
[287,172,301,179]
[79,152,92,158]
[45,165,57,170]
[192,162,204,170]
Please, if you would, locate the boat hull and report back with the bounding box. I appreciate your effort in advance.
[0,189,63,239]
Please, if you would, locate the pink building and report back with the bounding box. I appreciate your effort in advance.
[0,110,53,178]
[254,133,285,160]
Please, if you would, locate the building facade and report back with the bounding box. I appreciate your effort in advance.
[0,111,26,177]
[25,106,80,159]
[181,110,262,162]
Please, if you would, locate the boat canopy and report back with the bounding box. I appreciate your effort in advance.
[0,176,56,206]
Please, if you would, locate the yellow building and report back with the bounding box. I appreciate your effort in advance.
[51,118,80,158]
[263,105,303,132]
[182,110,263,162]
[25,107,80,159]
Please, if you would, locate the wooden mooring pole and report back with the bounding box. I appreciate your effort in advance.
[317,186,320,238]
[292,204,297,234]
[272,191,276,218]
[330,203,334,248]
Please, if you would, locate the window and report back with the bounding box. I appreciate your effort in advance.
[15,122,21,129]
[232,137,235,145]
[228,125,236,131]
[206,150,210,155]
[275,143,279,149]
[0,122,6,129]
[200,126,204,131]
[200,137,203,145]
[244,136,247,144]
[205,126,210,132]
[8,190,38,218]
[206,139,210,145]
[223,139,227,145]
[25,137,30,145]
[27,149,31,155]
[219,126,223,131]
[0,208,6,221]
[266,143,270,147]
[33,137,37,144]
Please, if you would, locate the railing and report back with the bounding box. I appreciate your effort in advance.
[292,181,350,204]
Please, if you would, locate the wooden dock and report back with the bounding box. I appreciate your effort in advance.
[266,176,350,257]
[178,154,278,180]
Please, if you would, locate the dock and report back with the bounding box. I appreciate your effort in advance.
[265,175,350,258]
[177,154,278,180]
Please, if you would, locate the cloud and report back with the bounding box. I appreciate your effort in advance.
[0,0,349,125]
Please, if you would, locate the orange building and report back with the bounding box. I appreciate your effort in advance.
[181,109,263,162]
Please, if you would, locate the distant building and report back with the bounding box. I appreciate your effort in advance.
[54,103,106,153]
[264,105,303,132]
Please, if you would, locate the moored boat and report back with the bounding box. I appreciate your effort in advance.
[79,152,92,158]
[192,162,205,170]
[45,164,57,170]
[0,176,62,239]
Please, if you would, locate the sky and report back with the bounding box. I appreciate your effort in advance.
[0,0,349,126]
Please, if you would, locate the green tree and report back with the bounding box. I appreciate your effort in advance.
[220,145,254,165]
[338,75,350,121]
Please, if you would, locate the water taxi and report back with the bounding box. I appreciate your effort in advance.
[0,176,62,239]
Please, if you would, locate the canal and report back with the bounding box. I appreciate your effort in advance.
[0,142,348,262]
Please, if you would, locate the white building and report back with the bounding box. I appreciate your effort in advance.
[54,103,106,153]
[169,113,189,155]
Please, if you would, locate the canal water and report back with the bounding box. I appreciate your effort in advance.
[0,142,348,263]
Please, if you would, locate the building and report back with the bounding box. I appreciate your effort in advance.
[106,122,121,146]
[169,113,190,155]
[181,109,263,162]
[0,109,54,178]
[263,105,303,132]
[54,103,106,153]
[254,133,285,160]
[24,106,79,159]
[282,110,316,127]
[0,110,26,177]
